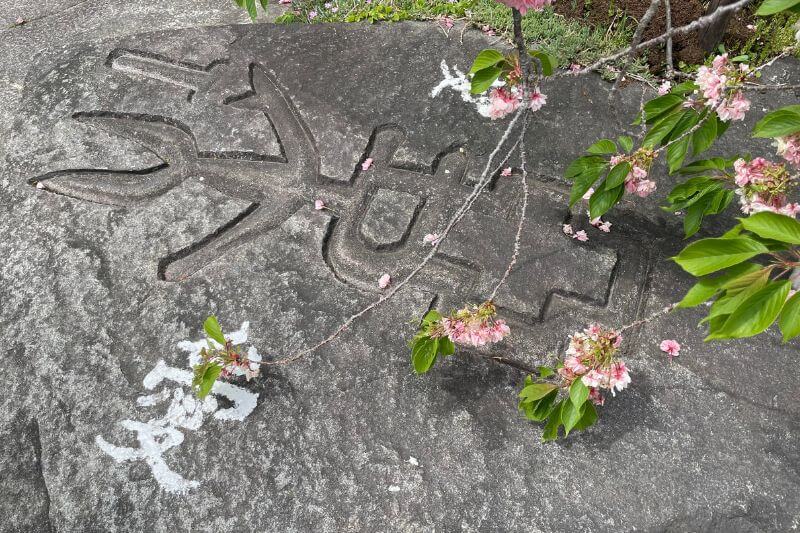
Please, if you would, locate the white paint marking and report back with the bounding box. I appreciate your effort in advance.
[96,323,260,494]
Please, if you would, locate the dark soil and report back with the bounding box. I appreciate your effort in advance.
[554,0,753,71]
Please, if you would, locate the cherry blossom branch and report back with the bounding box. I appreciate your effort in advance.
[741,83,800,92]
[570,0,756,77]
[466,301,680,377]
[262,108,527,366]
[619,303,677,333]
[490,110,529,301]
[611,0,661,95]
[664,0,674,79]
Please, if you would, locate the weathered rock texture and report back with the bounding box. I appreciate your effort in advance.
[1,18,799,533]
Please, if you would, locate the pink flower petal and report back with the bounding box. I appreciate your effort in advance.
[314,199,325,210]
[378,273,391,289]
[361,158,374,171]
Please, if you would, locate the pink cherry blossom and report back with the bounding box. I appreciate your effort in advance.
[569,63,582,73]
[486,87,520,120]
[590,217,612,232]
[776,134,800,167]
[657,81,671,96]
[564,356,588,374]
[482,25,496,36]
[308,9,318,19]
[501,167,512,177]
[696,66,726,105]
[439,15,454,29]
[314,199,326,210]
[581,369,605,388]
[659,339,681,359]
[361,158,374,171]
[562,224,574,236]
[609,361,631,395]
[423,233,440,245]
[439,302,510,347]
[588,387,605,406]
[495,0,554,14]
[573,230,589,242]
[528,91,547,112]
[716,91,750,122]
[378,273,391,289]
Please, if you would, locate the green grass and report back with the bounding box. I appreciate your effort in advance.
[726,9,800,66]
[275,1,636,68]
[272,1,798,73]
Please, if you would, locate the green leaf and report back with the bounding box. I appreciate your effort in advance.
[643,110,683,148]
[470,67,502,94]
[573,402,598,431]
[589,182,624,219]
[753,105,800,138]
[683,193,713,237]
[523,389,558,421]
[258,0,268,9]
[677,262,762,308]
[541,401,563,442]
[519,382,558,402]
[678,157,731,175]
[721,266,773,293]
[204,315,227,346]
[617,135,633,153]
[438,337,455,356]
[422,309,442,325]
[412,337,439,374]
[538,366,555,378]
[565,155,607,179]
[703,273,769,324]
[245,0,257,20]
[666,176,717,205]
[708,281,791,340]
[779,292,800,342]
[665,109,701,144]
[529,50,556,76]
[561,399,584,436]
[673,237,769,276]
[756,0,800,16]
[692,114,718,155]
[586,139,617,155]
[566,157,608,207]
[470,49,505,74]
[569,378,589,408]
[605,162,632,189]
[193,362,222,400]
[642,94,684,123]
[740,212,800,244]
[667,135,692,174]
[670,81,698,95]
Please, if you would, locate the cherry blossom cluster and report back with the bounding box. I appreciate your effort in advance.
[776,134,800,168]
[610,147,658,198]
[496,0,554,14]
[557,324,630,407]
[198,342,260,381]
[487,87,547,120]
[733,157,800,216]
[693,54,751,122]
[430,301,510,347]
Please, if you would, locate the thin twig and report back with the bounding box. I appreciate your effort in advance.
[490,111,530,301]
[262,108,527,366]
[619,303,677,333]
[664,0,674,79]
[569,0,755,77]
[611,0,661,95]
